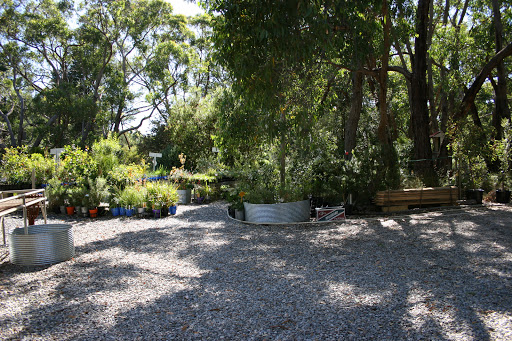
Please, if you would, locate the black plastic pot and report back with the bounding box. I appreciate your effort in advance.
[466,189,484,204]
[344,203,353,215]
[496,189,511,204]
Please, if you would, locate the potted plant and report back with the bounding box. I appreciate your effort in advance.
[119,185,141,217]
[145,182,162,218]
[73,185,86,215]
[496,171,511,203]
[203,181,212,203]
[64,187,73,215]
[109,188,121,216]
[88,177,109,218]
[162,182,179,216]
[152,201,162,218]
[65,186,82,215]
[135,185,147,216]
[46,178,66,213]
[233,191,245,221]
[195,181,212,204]
[169,153,193,204]
[169,203,177,215]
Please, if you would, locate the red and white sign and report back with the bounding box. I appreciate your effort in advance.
[316,207,346,221]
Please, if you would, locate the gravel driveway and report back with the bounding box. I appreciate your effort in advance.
[1,202,512,340]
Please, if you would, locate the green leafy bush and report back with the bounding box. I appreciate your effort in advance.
[91,134,122,176]
[107,163,146,190]
[0,146,55,185]
[46,178,66,208]
[87,177,110,208]
[58,145,97,183]
[145,181,179,209]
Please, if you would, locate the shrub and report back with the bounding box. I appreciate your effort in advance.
[88,177,110,208]
[145,181,179,209]
[46,178,66,208]
[107,163,146,190]
[0,146,55,185]
[119,185,145,208]
[58,145,97,183]
[91,134,122,176]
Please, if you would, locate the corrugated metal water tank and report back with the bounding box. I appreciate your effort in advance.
[9,224,75,266]
[244,200,311,223]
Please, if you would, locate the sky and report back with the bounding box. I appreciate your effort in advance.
[169,0,205,16]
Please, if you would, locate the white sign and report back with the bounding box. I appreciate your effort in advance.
[212,147,219,153]
[50,148,65,155]
[50,148,65,170]
[149,152,163,171]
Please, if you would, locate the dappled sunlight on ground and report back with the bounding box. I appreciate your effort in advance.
[1,203,512,339]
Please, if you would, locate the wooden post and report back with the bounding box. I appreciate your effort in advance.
[32,169,36,189]
[1,216,5,245]
[23,195,28,234]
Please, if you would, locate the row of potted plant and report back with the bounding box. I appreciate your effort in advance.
[46,177,109,217]
[109,181,180,218]
[47,175,181,218]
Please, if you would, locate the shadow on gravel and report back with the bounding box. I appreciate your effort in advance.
[2,205,512,340]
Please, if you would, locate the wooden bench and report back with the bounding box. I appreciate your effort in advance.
[0,189,48,244]
[375,186,458,212]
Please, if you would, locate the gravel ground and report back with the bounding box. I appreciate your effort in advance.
[1,202,512,340]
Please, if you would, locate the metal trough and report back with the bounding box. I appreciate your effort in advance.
[244,200,311,223]
[9,224,75,266]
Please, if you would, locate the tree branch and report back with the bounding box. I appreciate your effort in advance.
[455,42,512,122]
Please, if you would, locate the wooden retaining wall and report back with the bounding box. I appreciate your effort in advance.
[375,186,458,212]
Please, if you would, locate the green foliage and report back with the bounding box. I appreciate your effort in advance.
[58,145,97,183]
[65,185,85,207]
[492,119,512,189]
[46,177,66,208]
[0,146,55,184]
[119,185,143,208]
[87,177,110,208]
[308,145,386,205]
[168,153,194,189]
[449,118,494,189]
[159,144,181,170]
[169,168,194,190]
[91,134,122,176]
[153,165,169,177]
[145,181,179,209]
[161,90,218,169]
[236,161,280,204]
[107,163,146,190]
[221,185,245,210]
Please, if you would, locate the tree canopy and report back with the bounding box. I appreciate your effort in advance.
[0,0,511,204]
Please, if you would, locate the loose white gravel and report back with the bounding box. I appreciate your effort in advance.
[1,202,512,340]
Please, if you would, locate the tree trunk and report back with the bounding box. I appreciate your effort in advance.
[491,0,510,139]
[428,56,438,133]
[279,111,286,192]
[410,0,437,185]
[31,114,59,149]
[344,70,363,159]
[427,1,437,134]
[377,0,392,146]
[0,106,16,147]
[12,73,25,146]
